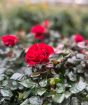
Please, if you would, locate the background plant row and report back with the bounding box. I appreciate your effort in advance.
[0,6,88,38]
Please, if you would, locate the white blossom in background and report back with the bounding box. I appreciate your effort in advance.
[75,0,88,4]
[31,0,47,4]
[31,0,39,4]
[56,0,74,4]
[4,0,88,5]
[47,0,57,5]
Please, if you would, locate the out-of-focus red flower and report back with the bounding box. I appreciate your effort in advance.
[31,25,46,40]
[85,40,88,45]
[42,20,49,28]
[25,43,54,66]
[80,49,85,54]
[1,35,18,47]
[73,34,84,43]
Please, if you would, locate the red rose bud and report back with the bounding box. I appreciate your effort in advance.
[25,43,54,66]
[42,20,49,27]
[31,24,46,40]
[1,35,18,47]
[73,34,84,43]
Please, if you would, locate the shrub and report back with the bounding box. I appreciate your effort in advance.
[0,41,88,105]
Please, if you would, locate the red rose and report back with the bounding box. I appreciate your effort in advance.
[73,34,84,43]
[25,43,54,66]
[1,35,18,47]
[31,25,46,40]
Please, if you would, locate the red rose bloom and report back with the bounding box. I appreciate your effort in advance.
[1,35,18,47]
[25,43,54,66]
[73,34,84,43]
[31,25,46,40]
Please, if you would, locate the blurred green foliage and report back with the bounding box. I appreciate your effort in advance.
[0,6,88,38]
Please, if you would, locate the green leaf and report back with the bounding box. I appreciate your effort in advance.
[24,67,32,76]
[10,81,18,90]
[0,68,6,74]
[19,79,38,88]
[56,86,65,94]
[29,96,43,105]
[2,80,9,87]
[50,78,55,85]
[1,89,13,97]
[20,99,29,105]
[67,71,77,81]
[52,94,65,103]
[18,92,24,99]
[85,84,88,92]
[49,78,60,86]
[23,90,31,99]
[70,77,86,93]
[37,88,46,96]
[64,92,72,99]
[0,74,5,81]
[39,79,47,87]
[10,73,24,80]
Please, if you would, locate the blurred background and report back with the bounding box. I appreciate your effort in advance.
[0,0,88,38]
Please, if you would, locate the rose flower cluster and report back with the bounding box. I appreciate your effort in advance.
[1,22,88,67]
